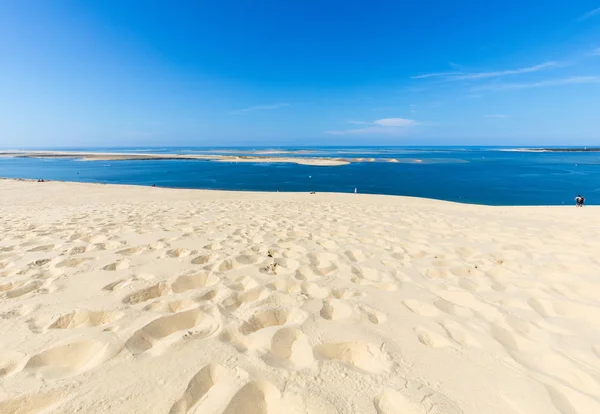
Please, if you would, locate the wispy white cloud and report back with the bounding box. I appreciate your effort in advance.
[231,103,290,114]
[474,76,600,91]
[373,118,417,127]
[411,71,464,79]
[412,62,558,81]
[485,114,509,118]
[326,118,418,135]
[578,7,600,21]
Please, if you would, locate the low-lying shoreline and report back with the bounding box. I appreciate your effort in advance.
[0,150,449,165]
[499,147,600,152]
[0,150,350,166]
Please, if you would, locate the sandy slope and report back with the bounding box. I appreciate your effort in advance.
[1,179,599,413]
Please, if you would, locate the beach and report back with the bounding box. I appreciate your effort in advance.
[1,179,600,413]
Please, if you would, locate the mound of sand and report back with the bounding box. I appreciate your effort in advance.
[1,179,599,413]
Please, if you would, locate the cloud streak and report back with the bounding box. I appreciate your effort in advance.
[412,62,558,81]
[231,103,290,114]
[411,71,464,79]
[326,118,418,135]
[474,76,600,91]
[578,7,600,21]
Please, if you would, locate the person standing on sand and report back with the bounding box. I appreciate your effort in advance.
[575,194,585,207]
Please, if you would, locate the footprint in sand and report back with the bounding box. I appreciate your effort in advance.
[268,327,314,369]
[125,308,220,355]
[27,244,55,253]
[0,351,26,377]
[307,252,339,275]
[102,260,129,271]
[300,281,329,299]
[403,299,440,317]
[314,342,391,374]
[317,239,338,249]
[222,286,271,311]
[332,288,364,300]
[440,320,481,348]
[144,298,198,313]
[216,258,242,273]
[374,389,426,414]
[148,240,170,250]
[169,364,229,414]
[433,298,473,317]
[117,246,146,256]
[24,337,121,378]
[68,245,90,255]
[123,282,170,304]
[345,249,368,262]
[49,310,122,329]
[240,307,306,335]
[103,278,133,292]
[4,281,43,299]
[29,258,51,268]
[266,280,301,295]
[320,298,353,321]
[191,254,216,265]
[234,254,262,266]
[359,305,387,324]
[55,257,92,268]
[414,326,453,348]
[94,240,127,251]
[171,272,220,293]
[223,381,283,414]
[295,266,320,281]
[166,248,195,258]
[203,242,222,251]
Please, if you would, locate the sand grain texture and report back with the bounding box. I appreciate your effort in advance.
[0,179,599,413]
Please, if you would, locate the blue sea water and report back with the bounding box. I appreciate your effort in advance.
[1,147,599,206]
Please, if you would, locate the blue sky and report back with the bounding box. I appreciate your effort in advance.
[1,1,600,147]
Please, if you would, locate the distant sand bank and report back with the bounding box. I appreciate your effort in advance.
[1,179,599,413]
[0,151,350,166]
[0,150,455,165]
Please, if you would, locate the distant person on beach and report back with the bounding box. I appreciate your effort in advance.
[575,194,585,207]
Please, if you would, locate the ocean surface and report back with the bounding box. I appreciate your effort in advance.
[1,147,599,205]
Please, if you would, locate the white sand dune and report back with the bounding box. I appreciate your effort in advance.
[1,179,599,413]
